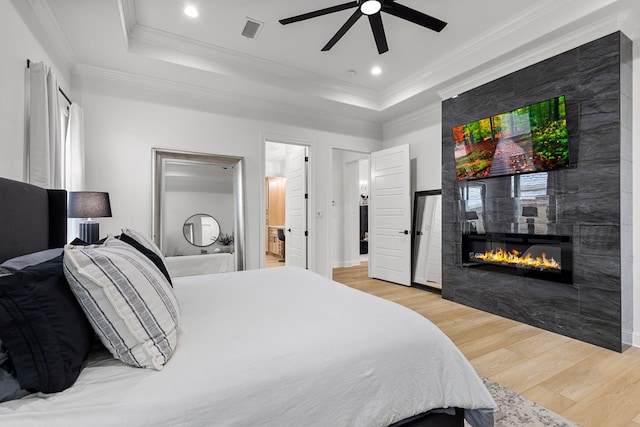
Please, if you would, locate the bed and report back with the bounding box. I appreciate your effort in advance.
[0,177,495,426]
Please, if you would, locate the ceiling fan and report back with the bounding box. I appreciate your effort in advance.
[279,0,447,55]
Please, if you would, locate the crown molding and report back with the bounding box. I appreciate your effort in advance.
[116,0,136,50]
[383,103,441,136]
[73,63,382,138]
[11,0,76,72]
[435,9,629,101]
[379,0,573,107]
[379,0,633,108]
[119,0,381,111]
[619,9,640,40]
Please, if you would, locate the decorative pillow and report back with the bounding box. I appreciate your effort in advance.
[0,248,63,273]
[121,228,165,260]
[0,254,94,394]
[63,237,180,370]
[118,233,172,286]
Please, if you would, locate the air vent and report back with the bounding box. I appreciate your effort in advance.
[241,18,263,39]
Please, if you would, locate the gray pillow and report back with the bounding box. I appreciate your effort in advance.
[0,339,6,366]
[0,367,29,403]
[0,341,29,403]
[0,248,63,272]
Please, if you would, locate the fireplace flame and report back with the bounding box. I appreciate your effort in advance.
[472,247,561,270]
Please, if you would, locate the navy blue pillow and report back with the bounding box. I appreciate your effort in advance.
[0,254,94,394]
[118,233,173,286]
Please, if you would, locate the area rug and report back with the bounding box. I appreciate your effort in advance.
[465,376,582,427]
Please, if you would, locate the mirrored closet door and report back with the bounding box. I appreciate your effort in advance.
[152,149,246,272]
[411,190,442,291]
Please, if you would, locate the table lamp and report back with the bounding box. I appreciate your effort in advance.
[68,192,112,244]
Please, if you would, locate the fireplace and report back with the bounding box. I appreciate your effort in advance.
[462,233,573,284]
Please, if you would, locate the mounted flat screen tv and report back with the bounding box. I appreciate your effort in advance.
[452,95,569,181]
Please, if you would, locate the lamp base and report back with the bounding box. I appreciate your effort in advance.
[78,220,100,244]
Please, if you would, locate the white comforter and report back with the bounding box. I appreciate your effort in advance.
[0,267,495,426]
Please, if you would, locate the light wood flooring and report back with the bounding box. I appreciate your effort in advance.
[265,253,285,268]
[333,263,640,427]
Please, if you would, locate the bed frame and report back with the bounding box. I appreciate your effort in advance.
[0,176,464,427]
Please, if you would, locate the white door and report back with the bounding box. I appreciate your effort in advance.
[285,145,308,268]
[369,145,411,286]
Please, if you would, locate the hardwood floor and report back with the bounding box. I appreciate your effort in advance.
[265,253,285,268]
[332,263,640,427]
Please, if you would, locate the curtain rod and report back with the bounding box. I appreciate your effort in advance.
[26,59,72,105]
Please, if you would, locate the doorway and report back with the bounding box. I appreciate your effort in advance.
[331,148,370,277]
[264,141,309,269]
[333,145,412,286]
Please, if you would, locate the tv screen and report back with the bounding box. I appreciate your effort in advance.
[452,95,568,181]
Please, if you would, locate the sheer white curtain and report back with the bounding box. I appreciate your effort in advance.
[65,103,86,242]
[65,103,85,191]
[26,61,86,242]
[26,61,63,188]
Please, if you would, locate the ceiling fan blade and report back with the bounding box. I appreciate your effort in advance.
[368,13,388,54]
[279,2,358,25]
[383,2,447,32]
[321,9,363,51]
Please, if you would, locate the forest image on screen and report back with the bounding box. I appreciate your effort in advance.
[452,96,568,181]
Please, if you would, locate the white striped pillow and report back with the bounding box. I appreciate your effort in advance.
[121,228,165,259]
[63,237,180,370]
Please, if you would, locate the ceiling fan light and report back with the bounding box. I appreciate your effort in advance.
[360,0,382,15]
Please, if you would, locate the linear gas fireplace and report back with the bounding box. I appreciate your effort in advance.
[462,233,573,284]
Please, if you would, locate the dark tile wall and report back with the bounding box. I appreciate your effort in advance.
[441,32,632,352]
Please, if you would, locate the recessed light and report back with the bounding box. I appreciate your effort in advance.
[371,66,382,76]
[184,6,199,18]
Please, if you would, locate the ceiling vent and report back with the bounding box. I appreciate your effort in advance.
[241,18,263,39]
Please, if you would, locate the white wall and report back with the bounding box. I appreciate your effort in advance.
[76,86,380,275]
[0,1,71,182]
[383,111,443,194]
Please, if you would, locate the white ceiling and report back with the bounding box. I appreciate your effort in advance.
[16,0,640,129]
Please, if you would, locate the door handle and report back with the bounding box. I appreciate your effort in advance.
[287,228,292,232]
[399,230,409,235]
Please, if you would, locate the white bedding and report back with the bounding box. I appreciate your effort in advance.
[0,267,495,426]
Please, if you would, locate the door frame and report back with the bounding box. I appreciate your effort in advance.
[261,136,312,270]
[329,147,371,278]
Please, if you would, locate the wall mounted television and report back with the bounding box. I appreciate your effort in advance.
[452,95,569,181]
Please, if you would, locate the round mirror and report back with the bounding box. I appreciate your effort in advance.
[183,214,221,247]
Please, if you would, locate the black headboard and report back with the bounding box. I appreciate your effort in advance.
[0,177,67,263]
